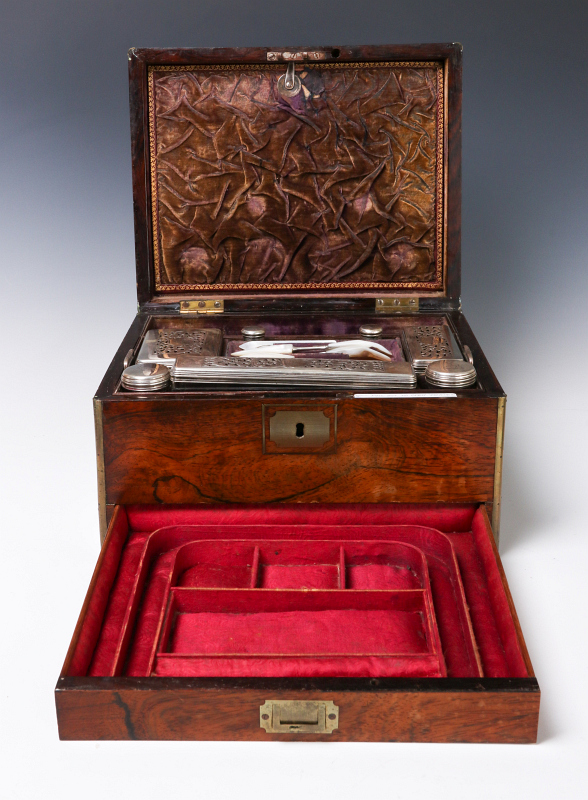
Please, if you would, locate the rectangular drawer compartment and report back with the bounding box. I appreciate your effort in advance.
[56,502,539,742]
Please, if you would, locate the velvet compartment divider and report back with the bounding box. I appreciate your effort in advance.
[66,504,530,682]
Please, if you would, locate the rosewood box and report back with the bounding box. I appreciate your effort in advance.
[55,44,540,743]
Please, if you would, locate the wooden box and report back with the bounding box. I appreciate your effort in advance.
[55,44,540,742]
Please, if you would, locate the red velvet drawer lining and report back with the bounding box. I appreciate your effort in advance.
[154,589,444,678]
[67,504,529,681]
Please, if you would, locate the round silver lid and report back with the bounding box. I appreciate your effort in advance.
[241,326,266,339]
[359,324,383,338]
[122,363,170,391]
[425,359,477,386]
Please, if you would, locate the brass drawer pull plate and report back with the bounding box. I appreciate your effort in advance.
[260,700,339,734]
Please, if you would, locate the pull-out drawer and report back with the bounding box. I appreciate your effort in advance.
[56,502,539,742]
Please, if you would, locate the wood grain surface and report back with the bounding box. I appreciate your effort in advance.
[56,677,539,742]
[101,397,498,506]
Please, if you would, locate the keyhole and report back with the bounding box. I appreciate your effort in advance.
[295,422,305,438]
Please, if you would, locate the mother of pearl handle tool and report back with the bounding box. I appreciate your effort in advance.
[238,340,389,354]
[235,340,392,361]
[238,339,337,350]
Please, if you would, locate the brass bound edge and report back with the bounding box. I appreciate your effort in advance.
[93,398,107,544]
[491,397,506,545]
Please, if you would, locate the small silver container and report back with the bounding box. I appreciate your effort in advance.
[425,359,477,387]
[241,326,266,340]
[359,324,383,338]
[121,363,170,391]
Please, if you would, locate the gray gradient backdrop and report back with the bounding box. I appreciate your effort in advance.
[1,1,587,798]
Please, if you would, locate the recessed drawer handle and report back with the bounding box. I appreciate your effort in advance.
[260,700,339,733]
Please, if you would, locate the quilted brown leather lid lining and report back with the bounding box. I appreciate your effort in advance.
[148,62,445,293]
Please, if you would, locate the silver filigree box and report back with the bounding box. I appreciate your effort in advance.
[403,325,462,372]
[172,355,416,389]
[136,328,222,367]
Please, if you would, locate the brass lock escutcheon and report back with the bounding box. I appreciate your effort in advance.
[262,404,337,454]
[260,700,339,734]
[269,410,330,447]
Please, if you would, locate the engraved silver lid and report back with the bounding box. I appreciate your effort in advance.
[121,363,170,391]
[404,324,461,371]
[136,328,222,367]
[172,355,416,388]
[241,326,266,339]
[359,324,383,338]
[425,359,477,387]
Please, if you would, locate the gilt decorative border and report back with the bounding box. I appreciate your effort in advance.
[147,61,445,293]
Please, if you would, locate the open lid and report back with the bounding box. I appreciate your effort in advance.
[129,45,461,309]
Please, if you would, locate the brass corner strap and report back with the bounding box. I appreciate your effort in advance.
[260,700,339,734]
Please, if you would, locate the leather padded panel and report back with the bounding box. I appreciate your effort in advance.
[148,62,444,292]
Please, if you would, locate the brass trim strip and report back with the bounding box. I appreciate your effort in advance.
[159,280,443,291]
[150,61,442,73]
[147,62,445,294]
[94,398,107,544]
[491,396,506,546]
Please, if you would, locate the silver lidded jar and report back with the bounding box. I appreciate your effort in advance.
[121,363,170,391]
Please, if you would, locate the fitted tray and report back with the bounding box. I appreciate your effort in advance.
[56,503,539,742]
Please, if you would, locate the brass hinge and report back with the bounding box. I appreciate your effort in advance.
[375,297,419,314]
[179,299,224,314]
